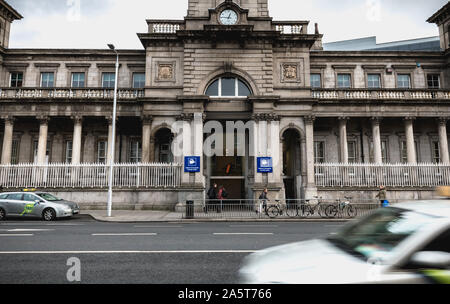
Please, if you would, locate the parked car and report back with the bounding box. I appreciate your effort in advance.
[0,190,80,221]
[239,200,450,284]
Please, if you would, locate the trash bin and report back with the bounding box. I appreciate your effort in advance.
[186,200,194,219]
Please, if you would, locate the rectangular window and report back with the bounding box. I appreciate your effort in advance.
[129,140,142,163]
[397,74,411,89]
[427,74,440,89]
[71,73,85,88]
[314,141,325,163]
[337,74,351,88]
[381,140,388,163]
[132,73,145,89]
[41,72,54,88]
[310,74,322,88]
[11,138,20,165]
[348,141,357,163]
[97,141,107,164]
[10,72,23,87]
[33,140,51,163]
[401,141,419,163]
[367,74,381,88]
[102,73,115,88]
[432,141,441,163]
[65,140,73,164]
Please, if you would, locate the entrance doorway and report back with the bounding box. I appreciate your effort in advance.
[282,129,302,200]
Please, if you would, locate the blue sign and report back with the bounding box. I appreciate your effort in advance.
[257,157,273,173]
[184,156,201,173]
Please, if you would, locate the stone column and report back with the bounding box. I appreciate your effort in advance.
[1,116,15,165]
[371,117,383,164]
[141,115,153,163]
[71,116,83,165]
[106,116,117,164]
[36,116,49,164]
[339,117,349,163]
[438,118,450,164]
[304,116,317,199]
[404,117,416,164]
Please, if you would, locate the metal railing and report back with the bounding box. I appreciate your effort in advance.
[315,163,450,188]
[0,163,182,189]
[181,199,382,220]
[0,88,145,100]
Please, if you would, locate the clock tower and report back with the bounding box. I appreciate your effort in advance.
[187,0,269,18]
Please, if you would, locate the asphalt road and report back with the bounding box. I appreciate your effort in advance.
[0,215,347,284]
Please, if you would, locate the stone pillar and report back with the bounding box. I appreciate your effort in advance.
[404,117,417,164]
[71,116,83,165]
[141,115,153,163]
[371,117,383,164]
[1,116,15,165]
[438,118,450,164]
[106,116,117,164]
[304,116,317,199]
[339,117,349,163]
[36,116,49,164]
[268,118,282,185]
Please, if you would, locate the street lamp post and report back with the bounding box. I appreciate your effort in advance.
[107,43,119,217]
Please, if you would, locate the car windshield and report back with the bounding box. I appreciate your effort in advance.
[37,193,63,202]
[328,207,436,261]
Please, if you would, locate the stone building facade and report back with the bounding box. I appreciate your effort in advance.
[1,0,450,207]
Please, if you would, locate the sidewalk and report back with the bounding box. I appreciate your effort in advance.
[80,210,350,223]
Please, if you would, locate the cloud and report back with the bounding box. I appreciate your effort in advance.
[6,0,448,48]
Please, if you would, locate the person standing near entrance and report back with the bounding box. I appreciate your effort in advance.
[206,183,218,213]
[217,185,227,213]
[259,188,270,215]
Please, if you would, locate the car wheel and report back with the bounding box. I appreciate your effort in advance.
[0,207,6,220]
[42,208,56,221]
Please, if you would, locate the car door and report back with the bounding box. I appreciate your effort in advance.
[22,193,43,217]
[5,193,25,215]
[0,193,9,213]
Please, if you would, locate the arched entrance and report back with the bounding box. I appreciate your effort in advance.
[282,129,302,200]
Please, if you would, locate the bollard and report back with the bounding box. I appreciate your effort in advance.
[186,200,194,219]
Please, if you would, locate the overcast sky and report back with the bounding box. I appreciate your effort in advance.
[7,0,449,49]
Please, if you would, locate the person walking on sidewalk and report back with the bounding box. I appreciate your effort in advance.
[217,185,227,213]
[376,185,388,207]
[206,183,218,213]
[259,188,270,215]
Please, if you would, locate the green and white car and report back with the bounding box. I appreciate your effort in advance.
[0,191,80,221]
[239,200,450,284]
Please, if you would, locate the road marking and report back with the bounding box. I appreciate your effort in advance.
[213,233,274,235]
[91,233,158,236]
[134,225,183,228]
[0,234,34,237]
[0,250,257,254]
[6,229,54,232]
[228,225,279,228]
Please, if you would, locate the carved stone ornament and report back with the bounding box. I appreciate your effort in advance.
[158,64,174,81]
[282,64,298,81]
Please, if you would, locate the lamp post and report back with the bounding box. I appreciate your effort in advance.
[107,43,119,217]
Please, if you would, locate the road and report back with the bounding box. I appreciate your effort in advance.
[0,215,346,284]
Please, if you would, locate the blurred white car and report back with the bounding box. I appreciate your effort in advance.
[239,200,450,284]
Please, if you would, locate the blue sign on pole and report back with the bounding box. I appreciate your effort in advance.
[257,157,273,173]
[184,156,201,173]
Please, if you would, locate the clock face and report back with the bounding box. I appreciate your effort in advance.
[220,9,238,25]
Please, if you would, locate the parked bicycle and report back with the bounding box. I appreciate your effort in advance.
[264,200,284,218]
[325,196,357,218]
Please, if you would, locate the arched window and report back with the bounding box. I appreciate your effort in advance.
[205,77,252,97]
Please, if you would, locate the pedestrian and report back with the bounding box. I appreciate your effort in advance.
[376,185,388,207]
[206,183,218,213]
[259,188,270,215]
[217,185,225,213]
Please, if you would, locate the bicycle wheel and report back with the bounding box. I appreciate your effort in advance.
[286,204,299,218]
[347,205,357,218]
[303,205,314,217]
[266,206,280,218]
[318,204,329,218]
[325,205,338,218]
